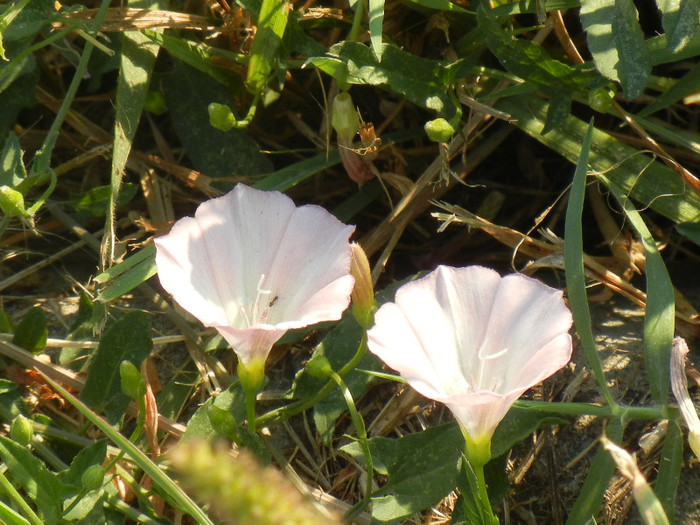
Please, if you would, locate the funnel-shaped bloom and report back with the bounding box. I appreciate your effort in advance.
[367,265,572,464]
[155,184,355,373]
[670,336,700,459]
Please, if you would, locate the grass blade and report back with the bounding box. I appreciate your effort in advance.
[564,118,615,406]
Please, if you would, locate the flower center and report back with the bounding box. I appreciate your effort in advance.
[239,274,275,327]
[472,338,509,392]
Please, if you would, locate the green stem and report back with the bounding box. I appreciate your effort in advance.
[0,468,43,525]
[327,371,373,521]
[246,388,257,430]
[33,0,111,177]
[256,333,368,429]
[514,400,670,420]
[347,0,366,42]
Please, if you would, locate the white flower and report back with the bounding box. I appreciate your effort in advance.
[366,265,573,463]
[155,184,355,371]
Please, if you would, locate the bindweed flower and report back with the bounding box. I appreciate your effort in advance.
[366,265,573,465]
[670,336,700,459]
[155,184,355,390]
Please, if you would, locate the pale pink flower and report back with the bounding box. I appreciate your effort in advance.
[155,184,356,370]
[670,336,700,459]
[367,265,573,461]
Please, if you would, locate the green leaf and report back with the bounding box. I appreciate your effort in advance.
[580,0,622,83]
[12,307,47,354]
[610,0,651,99]
[654,420,683,520]
[564,118,614,404]
[343,408,563,523]
[246,0,289,94]
[343,422,462,523]
[0,132,27,187]
[656,0,700,52]
[80,311,153,424]
[478,5,596,98]
[142,29,245,90]
[308,41,461,122]
[636,62,700,118]
[58,439,108,488]
[494,93,700,225]
[403,0,472,14]
[368,0,385,58]
[0,435,69,523]
[163,60,272,184]
[599,178,675,405]
[566,419,623,525]
[71,183,138,220]
[580,0,651,98]
[95,244,157,302]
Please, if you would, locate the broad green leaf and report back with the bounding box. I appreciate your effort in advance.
[600,178,675,405]
[564,119,615,404]
[95,244,157,302]
[80,311,153,424]
[478,5,597,96]
[163,60,272,184]
[12,307,47,354]
[0,132,27,187]
[580,0,618,81]
[656,0,700,52]
[611,0,651,98]
[0,435,69,523]
[566,419,623,525]
[494,94,700,224]
[308,41,462,123]
[0,0,32,59]
[343,408,563,523]
[246,0,289,94]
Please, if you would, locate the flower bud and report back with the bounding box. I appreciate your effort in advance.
[349,243,376,329]
[120,361,146,400]
[0,186,29,218]
[81,464,105,491]
[424,118,455,143]
[306,353,333,378]
[10,415,33,446]
[208,103,237,131]
[331,92,360,145]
